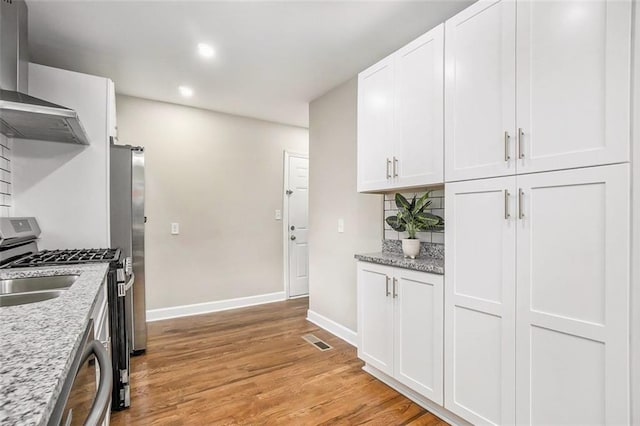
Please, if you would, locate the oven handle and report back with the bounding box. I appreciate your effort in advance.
[124,273,135,292]
[118,273,135,297]
[80,339,113,426]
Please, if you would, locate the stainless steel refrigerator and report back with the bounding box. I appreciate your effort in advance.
[110,145,147,354]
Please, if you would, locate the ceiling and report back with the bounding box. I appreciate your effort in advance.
[27,1,473,128]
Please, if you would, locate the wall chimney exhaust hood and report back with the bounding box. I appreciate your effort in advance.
[0,0,89,145]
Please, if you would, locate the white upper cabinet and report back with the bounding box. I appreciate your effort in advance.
[516,0,631,174]
[444,0,516,182]
[358,24,444,192]
[445,0,631,182]
[357,58,395,192]
[444,176,516,425]
[515,164,630,425]
[394,25,444,189]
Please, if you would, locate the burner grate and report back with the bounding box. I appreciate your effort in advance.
[4,248,121,268]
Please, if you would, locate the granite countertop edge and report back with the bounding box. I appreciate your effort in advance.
[0,263,109,426]
[354,252,444,275]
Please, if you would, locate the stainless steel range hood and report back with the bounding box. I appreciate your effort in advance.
[0,0,89,145]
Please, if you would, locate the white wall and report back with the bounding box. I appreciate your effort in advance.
[308,78,382,332]
[13,64,110,249]
[631,0,639,422]
[115,95,308,310]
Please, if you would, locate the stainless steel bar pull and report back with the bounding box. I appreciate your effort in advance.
[504,190,511,219]
[392,277,398,298]
[385,275,391,297]
[386,158,392,179]
[393,157,398,177]
[504,131,510,161]
[518,128,525,159]
[82,340,113,426]
[518,189,525,219]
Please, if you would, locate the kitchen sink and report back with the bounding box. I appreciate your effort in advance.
[0,290,66,307]
[0,275,79,295]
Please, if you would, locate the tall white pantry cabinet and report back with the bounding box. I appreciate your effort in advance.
[444,0,632,424]
[356,0,635,424]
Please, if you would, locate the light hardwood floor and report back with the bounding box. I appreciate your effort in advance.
[111,298,447,425]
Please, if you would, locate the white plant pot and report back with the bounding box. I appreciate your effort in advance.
[402,239,421,259]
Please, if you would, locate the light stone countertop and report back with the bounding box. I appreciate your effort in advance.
[354,252,444,275]
[0,263,109,426]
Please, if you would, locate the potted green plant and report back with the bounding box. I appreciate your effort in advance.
[385,192,444,259]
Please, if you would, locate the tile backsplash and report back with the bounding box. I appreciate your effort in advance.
[0,134,12,217]
[383,188,444,244]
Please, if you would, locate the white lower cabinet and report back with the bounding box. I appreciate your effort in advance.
[445,163,630,425]
[357,262,444,404]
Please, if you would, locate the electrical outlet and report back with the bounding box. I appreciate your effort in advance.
[338,218,344,233]
[275,209,282,220]
[171,223,179,235]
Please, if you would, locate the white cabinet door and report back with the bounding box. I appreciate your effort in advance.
[357,58,394,192]
[394,24,444,188]
[515,164,630,425]
[516,0,631,174]
[444,0,516,182]
[357,262,394,375]
[444,176,516,425]
[394,269,444,404]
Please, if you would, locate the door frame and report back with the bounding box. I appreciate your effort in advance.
[283,150,309,299]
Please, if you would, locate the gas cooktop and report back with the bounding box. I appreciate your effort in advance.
[2,248,121,268]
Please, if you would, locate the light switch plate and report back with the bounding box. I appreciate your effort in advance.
[338,218,344,233]
[171,222,179,235]
[275,209,282,220]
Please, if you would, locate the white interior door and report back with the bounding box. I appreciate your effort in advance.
[515,164,630,425]
[444,176,516,425]
[287,155,309,297]
[516,0,631,174]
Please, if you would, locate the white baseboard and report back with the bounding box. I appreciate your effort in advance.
[147,291,286,322]
[363,364,471,426]
[306,309,357,347]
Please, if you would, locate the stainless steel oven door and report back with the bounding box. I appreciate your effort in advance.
[49,321,113,426]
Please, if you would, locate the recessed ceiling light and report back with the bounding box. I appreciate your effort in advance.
[197,43,215,59]
[178,86,193,97]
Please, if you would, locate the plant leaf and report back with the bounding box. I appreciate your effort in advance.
[395,193,411,211]
[385,216,406,232]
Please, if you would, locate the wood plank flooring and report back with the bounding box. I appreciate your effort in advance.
[110,298,447,425]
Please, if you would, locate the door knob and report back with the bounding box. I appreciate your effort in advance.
[290,235,296,241]
[290,225,295,231]
[286,189,293,195]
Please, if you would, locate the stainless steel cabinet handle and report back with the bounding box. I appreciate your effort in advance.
[518,128,525,159]
[393,157,398,177]
[386,158,392,179]
[385,275,390,297]
[504,190,511,219]
[518,189,525,219]
[392,277,398,298]
[290,235,296,241]
[504,131,511,161]
[81,340,113,426]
